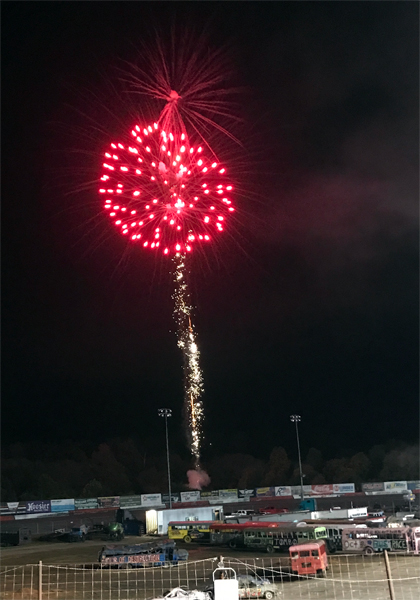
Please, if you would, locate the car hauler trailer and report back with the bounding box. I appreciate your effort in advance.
[146,506,224,535]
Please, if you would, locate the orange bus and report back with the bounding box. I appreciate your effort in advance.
[289,540,328,578]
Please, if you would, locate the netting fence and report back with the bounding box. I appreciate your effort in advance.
[1,553,419,600]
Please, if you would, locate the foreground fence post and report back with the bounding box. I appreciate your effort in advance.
[38,560,42,600]
[383,550,395,600]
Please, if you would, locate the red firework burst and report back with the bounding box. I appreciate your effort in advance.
[99,122,235,255]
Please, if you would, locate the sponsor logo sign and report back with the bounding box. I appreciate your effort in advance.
[333,483,355,494]
[200,491,219,499]
[98,496,120,508]
[275,486,292,497]
[74,498,99,510]
[362,482,384,493]
[219,489,238,500]
[238,489,256,498]
[51,499,75,513]
[162,493,180,504]
[119,495,143,509]
[180,491,200,503]
[311,484,334,495]
[407,481,420,491]
[255,487,275,497]
[26,500,51,514]
[384,481,408,493]
[1,502,27,515]
[291,485,312,497]
[141,494,163,507]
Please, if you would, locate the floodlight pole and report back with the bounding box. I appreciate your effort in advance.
[290,414,304,502]
[158,408,173,509]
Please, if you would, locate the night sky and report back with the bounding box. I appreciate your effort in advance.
[3,2,419,462]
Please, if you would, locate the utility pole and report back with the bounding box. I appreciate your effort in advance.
[158,408,173,509]
[290,414,304,501]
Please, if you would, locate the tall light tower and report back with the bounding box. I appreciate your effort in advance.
[290,414,304,501]
[158,408,173,509]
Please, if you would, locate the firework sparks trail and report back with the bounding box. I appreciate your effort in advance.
[172,253,204,465]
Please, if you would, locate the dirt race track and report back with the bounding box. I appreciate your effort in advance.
[1,537,419,599]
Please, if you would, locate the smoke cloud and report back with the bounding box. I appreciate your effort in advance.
[187,469,211,490]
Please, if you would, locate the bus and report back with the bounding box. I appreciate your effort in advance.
[209,521,280,548]
[296,519,370,553]
[342,527,411,554]
[167,521,218,543]
[98,540,188,568]
[243,525,328,553]
[289,540,328,578]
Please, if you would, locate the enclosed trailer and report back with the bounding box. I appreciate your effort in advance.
[146,506,224,535]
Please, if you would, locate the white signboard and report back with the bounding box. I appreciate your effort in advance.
[333,483,355,494]
[384,481,408,493]
[141,493,163,507]
[275,486,292,497]
[180,491,201,502]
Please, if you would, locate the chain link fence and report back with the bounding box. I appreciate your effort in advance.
[1,553,419,600]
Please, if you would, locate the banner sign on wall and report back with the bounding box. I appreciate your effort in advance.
[384,481,408,493]
[362,482,384,493]
[119,496,143,509]
[1,502,27,515]
[291,485,312,497]
[407,481,420,491]
[310,484,334,495]
[74,498,99,510]
[275,486,292,497]
[51,499,75,513]
[180,491,200,503]
[200,491,220,499]
[255,487,275,497]
[98,496,120,508]
[162,493,180,504]
[333,483,355,494]
[238,489,256,499]
[26,500,51,514]
[141,493,163,507]
[219,489,238,500]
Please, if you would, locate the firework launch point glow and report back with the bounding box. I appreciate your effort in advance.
[187,468,211,490]
[100,120,235,255]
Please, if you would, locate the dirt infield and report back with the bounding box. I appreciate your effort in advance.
[1,538,419,600]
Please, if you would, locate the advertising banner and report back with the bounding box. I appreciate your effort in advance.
[238,489,256,499]
[26,500,51,514]
[407,481,420,491]
[275,486,292,497]
[255,487,275,498]
[141,493,163,507]
[98,496,120,508]
[162,493,181,504]
[291,485,312,497]
[1,502,27,515]
[51,499,75,513]
[362,482,384,493]
[200,491,220,499]
[310,484,334,496]
[180,491,200,503]
[348,507,368,518]
[384,481,408,493]
[219,489,238,500]
[333,483,355,494]
[74,498,99,510]
[119,496,143,509]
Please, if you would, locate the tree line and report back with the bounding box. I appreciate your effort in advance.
[1,438,418,502]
